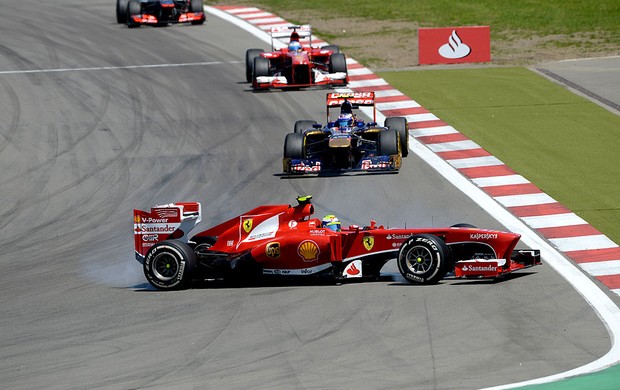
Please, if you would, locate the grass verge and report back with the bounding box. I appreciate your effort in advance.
[379,67,620,245]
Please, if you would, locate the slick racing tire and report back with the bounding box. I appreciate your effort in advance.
[144,240,197,290]
[397,234,451,284]
[126,0,141,28]
[284,133,305,159]
[385,117,409,157]
[116,0,129,23]
[378,129,399,156]
[253,56,270,79]
[451,223,477,228]
[245,49,264,83]
[329,53,347,74]
[189,0,205,25]
[294,120,317,134]
[321,44,340,54]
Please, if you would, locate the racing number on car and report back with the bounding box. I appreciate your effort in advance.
[363,236,374,251]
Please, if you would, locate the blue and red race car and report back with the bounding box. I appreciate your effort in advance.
[283,92,409,174]
[246,25,348,90]
[116,0,205,27]
[133,195,541,290]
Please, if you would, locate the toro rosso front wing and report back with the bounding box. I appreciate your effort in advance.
[283,154,402,174]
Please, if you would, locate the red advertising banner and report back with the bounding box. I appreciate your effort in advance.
[418,26,491,65]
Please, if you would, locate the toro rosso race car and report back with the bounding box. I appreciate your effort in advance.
[283,92,409,174]
[246,25,348,90]
[133,195,541,290]
[116,0,205,27]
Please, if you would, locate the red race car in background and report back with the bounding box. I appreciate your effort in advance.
[246,25,348,90]
[133,195,541,290]
[116,0,205,28]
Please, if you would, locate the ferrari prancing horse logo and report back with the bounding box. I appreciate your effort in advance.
[243,218,253,233]
[362,236,374,251]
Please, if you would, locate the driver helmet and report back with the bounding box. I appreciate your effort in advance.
[321,215,341,232]
[337,113,353,128]
[288,41,302,52]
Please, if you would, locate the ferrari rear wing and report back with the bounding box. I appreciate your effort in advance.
[270,25,312,49]
[326,92,376,122]
[133,202,202,262]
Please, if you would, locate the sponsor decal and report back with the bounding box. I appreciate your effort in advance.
[462,265,497,272]
[360,160,390,170]
[469,233,498,240]
[265,242,281,259]
[288,220,298,229]
[142,234,159,242]
[418,26,491,65]
[136,224,177,234]
[298,240,320,262]
[291,161,321,172]
[310,229,327,235]
[362,236,374,251]
[243,218,253,233]
[227,240,234,247]
[155,208,179,219]
[343,260,362,278]
[387,234,410,240]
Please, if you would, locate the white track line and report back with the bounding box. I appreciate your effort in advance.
[0,61,242,75]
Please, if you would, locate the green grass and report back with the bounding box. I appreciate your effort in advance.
[212,0,620,43]
[379,67,620,245]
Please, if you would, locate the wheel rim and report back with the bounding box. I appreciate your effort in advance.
[152,253,180,281]
[404,245,433,274]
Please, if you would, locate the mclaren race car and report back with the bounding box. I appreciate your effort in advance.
[283,92,409,174]
[133,195,541,290]
[246,25,348,90]
[116,0,205,28]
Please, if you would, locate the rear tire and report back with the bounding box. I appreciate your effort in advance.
[397,234,451,284]
[294,120,317,134]
[385,117,409,157]
[284,133,305,159]
[378,129,399,156]
[144,240,197,290]
[126,0,141,28]
[245,49,264,83]
[329,53,347,74]
[253,56,270,79]
[116,0,129,23]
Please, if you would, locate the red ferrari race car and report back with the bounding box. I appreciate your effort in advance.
[245,25,348,90]
[133,195,541,290]
[283,92,408,174]
[116,0,205,28]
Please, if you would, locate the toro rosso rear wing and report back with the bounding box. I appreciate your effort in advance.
[270,25,312,49]
[133,202,201,263]
[326,92,376,122]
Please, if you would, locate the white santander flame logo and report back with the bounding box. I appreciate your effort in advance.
[438,30,471,59]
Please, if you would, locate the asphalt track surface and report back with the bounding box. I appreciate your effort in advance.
[0,1,612,389]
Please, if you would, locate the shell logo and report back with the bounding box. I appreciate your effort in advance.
[298,240,320,262]
[134,215,141,223]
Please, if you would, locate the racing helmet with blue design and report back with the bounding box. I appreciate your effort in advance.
[321,215,341,232]
[288,41,302,52]
[337,113,353,128]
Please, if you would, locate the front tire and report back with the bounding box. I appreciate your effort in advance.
[245,49,264,83]
[321,44,340,54]
[329,53,347,74]
[126,0,141,28]
[190,0,206,25]
[397,234,451,284]
[385,117,409,157]
[294,120,317,134]
[253,56,270,79]
[378,129,399,156]
[144,240,197,290]
[116,0,129,23]
[284,133,305,159]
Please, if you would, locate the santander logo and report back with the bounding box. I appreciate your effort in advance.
[346,263,360,276]
[438,30,471,59]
